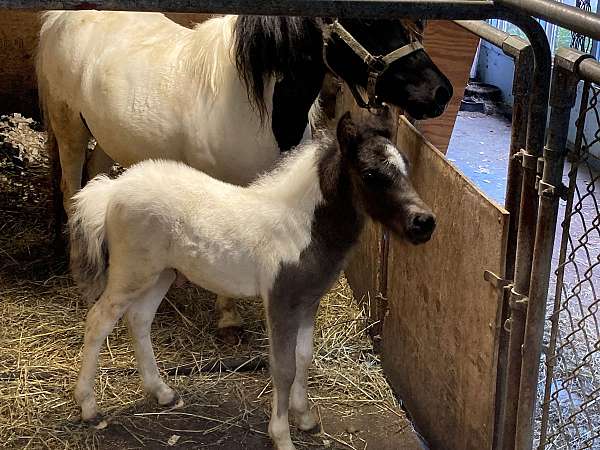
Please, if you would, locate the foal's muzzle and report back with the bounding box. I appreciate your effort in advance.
[406,212,436,245]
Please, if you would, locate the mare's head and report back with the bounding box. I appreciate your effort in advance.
[324,19,452,119]
[337,110,436,244]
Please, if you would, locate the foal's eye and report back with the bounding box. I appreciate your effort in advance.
[362,170,391,188]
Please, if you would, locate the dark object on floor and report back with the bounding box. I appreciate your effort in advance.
[464,82,503,103]
[459,99,485,113]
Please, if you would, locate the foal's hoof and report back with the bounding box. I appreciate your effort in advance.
[160,392,184,409]
[303,423,322,435]
[216,326,244,345]
[83,414,108,430]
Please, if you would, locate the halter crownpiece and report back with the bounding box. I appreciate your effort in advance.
[322,20,424,110]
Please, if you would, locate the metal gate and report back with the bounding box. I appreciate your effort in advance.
[537,56,600,450]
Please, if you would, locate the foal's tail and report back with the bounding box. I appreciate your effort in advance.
[68,175,114,304]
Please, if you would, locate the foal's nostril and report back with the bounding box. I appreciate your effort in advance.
[411,214,436,235]
[434,86,452,106]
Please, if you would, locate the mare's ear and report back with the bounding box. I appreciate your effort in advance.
[337,111,359,156]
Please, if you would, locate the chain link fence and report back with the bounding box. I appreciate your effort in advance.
[537,81,600,449]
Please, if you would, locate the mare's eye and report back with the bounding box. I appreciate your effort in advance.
[362,170,391,188]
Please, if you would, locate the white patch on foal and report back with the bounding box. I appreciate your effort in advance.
[385,143,408,176]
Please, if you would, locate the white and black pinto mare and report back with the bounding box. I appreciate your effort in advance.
[69,110,436,450]
[36,11,451,341]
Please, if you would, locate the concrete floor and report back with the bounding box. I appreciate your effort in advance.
[447,110,513,206]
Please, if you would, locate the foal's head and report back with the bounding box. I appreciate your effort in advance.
[337,110,436,244]
[324,19,453,120]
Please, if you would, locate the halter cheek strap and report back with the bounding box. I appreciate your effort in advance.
[322,20,424,110]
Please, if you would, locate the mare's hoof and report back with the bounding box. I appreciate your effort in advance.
[161,392,184,409]
[83,415,108,430]
[216,326,244,345]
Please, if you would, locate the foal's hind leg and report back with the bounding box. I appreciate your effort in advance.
[126,269,182,408]
[215,295,243,344]
[48,103,90,214]
[74,273,160,425]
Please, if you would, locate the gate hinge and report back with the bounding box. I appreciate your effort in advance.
[538,180,569,200]
[509,288,529,311]
[513,149,538,170]
[484,270,511,290]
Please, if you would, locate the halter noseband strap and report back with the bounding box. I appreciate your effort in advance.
[322,20,424,110]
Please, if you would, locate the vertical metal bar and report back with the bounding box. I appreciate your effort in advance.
[497,17,552,450]
[537,80,591,450]
[514,48,590,450]
[498,41,534,450]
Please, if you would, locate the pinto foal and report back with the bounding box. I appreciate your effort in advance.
[69,111,435,450]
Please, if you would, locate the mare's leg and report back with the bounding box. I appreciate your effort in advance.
[215,295,243,344]
[266,294,317,450]
[125,269,182,407]
[74,272,160,425]
[48,103,90,214]
[85,143,115,182]
[290,302,320,432]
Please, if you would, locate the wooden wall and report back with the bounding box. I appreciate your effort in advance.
[0,12,212,117]
[0,11,40,117]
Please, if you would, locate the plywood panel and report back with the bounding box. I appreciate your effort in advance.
[382,116,508,450]
[418,21,480,153]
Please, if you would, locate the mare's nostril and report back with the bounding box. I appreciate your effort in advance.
[434,86,452,106]
[411,214,436,235]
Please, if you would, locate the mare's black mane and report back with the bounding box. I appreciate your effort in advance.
[233,16,323,120]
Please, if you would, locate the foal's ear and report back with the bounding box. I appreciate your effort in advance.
[337,111,359,156]
[366,106,394,138]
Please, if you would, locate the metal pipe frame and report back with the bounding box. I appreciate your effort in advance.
[578,57,600,84]
[2,0,599,39]
[514,47,594,450]
[0,1,555,449]
[496,0,600,41]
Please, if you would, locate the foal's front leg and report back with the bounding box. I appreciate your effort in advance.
[290,302,320,432]
[266,294,320,450]
[265,295,299,450]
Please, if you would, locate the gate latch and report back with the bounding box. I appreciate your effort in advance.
[484,270,511,290]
